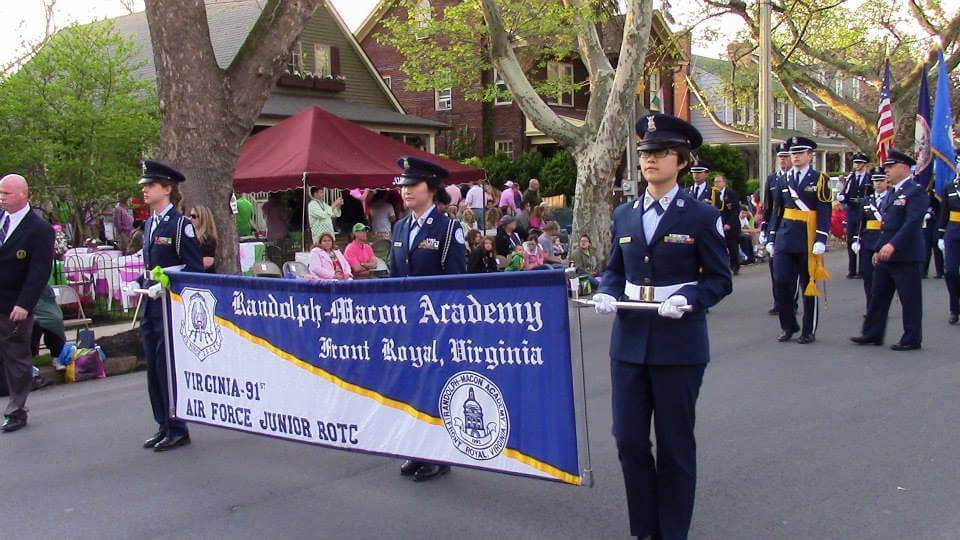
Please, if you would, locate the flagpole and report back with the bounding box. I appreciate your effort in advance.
[758,0,772,207]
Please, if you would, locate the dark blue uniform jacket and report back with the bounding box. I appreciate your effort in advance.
[877,177,928,262]
[389,207,466,277]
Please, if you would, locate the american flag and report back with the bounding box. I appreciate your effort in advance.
[876,61,895,163]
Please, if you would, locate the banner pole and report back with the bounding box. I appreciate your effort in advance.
[301,172,308,252]
[566,269,594,487]
[159,288,176,418]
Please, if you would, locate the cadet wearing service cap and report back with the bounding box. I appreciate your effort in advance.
[839,152,872,278]
[389,156,466,482]
[938,148,960,324]
[761,142,794,315]
[850,167,889,313]
[594,113,732,540]
[766,136,832,344]
[137,160,203,451]
[686,159,712,203]
[852,150,928,350]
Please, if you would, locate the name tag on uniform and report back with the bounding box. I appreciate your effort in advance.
[153,236,172,245]
[894,198,906,206]
[393,241,403,248]
[619,236,632,244]
[664,233,694,245]
[418,238,440,250]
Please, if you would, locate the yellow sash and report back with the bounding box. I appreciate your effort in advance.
[950,210,960,223]
[782,208,831,296]
[865,221,881,231]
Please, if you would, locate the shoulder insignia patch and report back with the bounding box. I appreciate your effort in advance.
[716,216,725,237]
[184,223,196,238]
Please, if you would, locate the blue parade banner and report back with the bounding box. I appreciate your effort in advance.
[162,270,588,485]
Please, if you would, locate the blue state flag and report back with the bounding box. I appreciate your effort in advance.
[932,49,958,195]
[914,64,932,189]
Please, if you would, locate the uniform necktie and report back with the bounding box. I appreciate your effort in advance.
[0,214,8,246]
[408,216,423,250]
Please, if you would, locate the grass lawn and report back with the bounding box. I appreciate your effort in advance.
[34,354,53,368]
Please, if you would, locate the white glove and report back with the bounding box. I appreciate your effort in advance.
[924,212,932,222]
[812,242,826,255]
[851,241,860,255]
[759,232,767,245]
[837,194,845,202]
[939,239,945,252]
[766,243,775,257]
[593,293,617,315]
[147,282,164,299]
[658,295,689,319]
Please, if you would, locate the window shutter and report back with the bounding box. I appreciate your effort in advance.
[331,46,341,77]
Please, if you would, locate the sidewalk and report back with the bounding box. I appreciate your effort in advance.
[37,319,143,387]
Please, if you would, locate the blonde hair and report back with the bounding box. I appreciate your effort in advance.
[188,205,219,246]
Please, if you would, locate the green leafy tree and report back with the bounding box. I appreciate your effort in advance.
[540,150,577,200]
[514,151,546,185]
[693,144,748,195]
[0,21,158,239]
[481,152,521,188]
[687,1,960,153]
[377,0,657,259]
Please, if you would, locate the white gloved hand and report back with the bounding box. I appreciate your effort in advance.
[837,194,845,202]
[939,239,946,252]
[851,241,860,255]
[147,282,164,299]
[924,212,932,222]
[812,242,826,255]
[658,295,689,319]
[593,293,617,315]
[766,243,775,257]
[759,232,768,245]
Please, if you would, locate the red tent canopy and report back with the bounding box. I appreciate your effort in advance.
[233,106,484,193]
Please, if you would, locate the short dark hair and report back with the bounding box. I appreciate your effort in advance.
[309,187,321,196]
[674,146,693,176]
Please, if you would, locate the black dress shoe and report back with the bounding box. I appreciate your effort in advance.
[143,432,165,449]
[400,460,424,476]
[796,334,815,344]
[412,463,450,482]
[846,273,856,279]
[890,343,921,351]
[1,415,27,433]
[777,327,799,342]
[850,336,883,345]
[767,307,778,316]
[949,313,958,325]
[153,434,190,451]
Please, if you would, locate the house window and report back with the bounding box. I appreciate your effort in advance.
[774,98,785,128]
[787,105,796,129]
[383,75,392,88]
[414,0,431,37]
[436,88,452,111]
[494,68,512,105]
[834,77,843,96]
[495,140,514,156]
[314,44,332,78]
[851,79,861,101]
[547,61,574,107]
[286,41,303,74]
[648,70,661,111]
[734,102,748,124]
[811,118,818,136]
[721,96,731,124]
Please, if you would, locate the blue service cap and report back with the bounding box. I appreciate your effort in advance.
[139,160,185,186]
[883,149,916,167]
[851,152,869,163]
[788,136,817,153]
[870,166,887,180]
[776,142,791,157]
[394,156,449,187]
[635,113,703,151]
[689,159,711,173]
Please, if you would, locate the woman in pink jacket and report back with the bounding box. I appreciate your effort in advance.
[308,233,352,280]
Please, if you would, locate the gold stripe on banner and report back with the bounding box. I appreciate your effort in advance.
[170,292,581,484]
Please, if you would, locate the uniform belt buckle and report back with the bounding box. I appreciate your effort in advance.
[639,285,655,302]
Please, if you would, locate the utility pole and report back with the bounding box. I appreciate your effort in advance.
[758,0,772,205]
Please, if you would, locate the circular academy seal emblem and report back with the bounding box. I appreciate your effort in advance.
[178,287,222,361]
[438,371,509,461]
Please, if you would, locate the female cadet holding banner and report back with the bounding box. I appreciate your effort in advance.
[137,160,203,452]
[593,114,732,540]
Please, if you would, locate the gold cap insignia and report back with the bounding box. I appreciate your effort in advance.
[16,249,26,260]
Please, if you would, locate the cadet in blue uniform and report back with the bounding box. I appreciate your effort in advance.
[761,143,793,315]
[851,150,928,350]
[921,186,944,279]
[686,159,712,203]
[937,162,960,324]
[593,114,732,540]
[710,175,741,274]
[851,168,889,312]
[766,136,832,344]
[838,152,871,278]
[138,160,203,451]
[389,156,466,481]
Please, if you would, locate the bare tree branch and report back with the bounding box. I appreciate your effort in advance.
[1,0,57,77]
[564,0,615,133]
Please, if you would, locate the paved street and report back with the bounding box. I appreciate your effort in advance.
[2,251,958,539]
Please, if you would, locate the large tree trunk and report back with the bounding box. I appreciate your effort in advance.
[145,0,321,274]
[570,147,617,262]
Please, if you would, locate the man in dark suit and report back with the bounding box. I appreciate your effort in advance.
[594,114,732,540]
[711,174,742,274]
[0,174,55,432]
[852,150,928,350]
[389,156,466,482]
[838,153,872,277]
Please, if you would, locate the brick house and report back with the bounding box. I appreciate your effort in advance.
[357,2,690,158]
